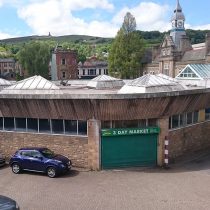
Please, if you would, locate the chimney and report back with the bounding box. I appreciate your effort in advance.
[179,35,192,52]
[205,32,210,55]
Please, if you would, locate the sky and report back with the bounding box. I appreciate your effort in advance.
[0,0,210,40]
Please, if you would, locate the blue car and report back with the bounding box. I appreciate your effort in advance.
[9,147,72,178]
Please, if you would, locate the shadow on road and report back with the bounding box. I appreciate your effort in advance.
[106,150,210,174]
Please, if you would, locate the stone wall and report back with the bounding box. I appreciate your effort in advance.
[0,132,88,168]
[168,121,210,162]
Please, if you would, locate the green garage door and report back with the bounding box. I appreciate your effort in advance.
[101,127,159,169]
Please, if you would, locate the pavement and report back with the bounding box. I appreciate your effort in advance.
[1,152,210,210]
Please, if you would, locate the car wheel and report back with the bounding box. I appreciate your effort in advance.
[12,163,21,174]
[47,167,57,178]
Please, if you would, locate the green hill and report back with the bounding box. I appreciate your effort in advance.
[0,34,113,45]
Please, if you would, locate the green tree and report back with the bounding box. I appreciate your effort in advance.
[108,12,145,79]
[17,41,51,78]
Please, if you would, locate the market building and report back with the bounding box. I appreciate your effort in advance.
[0,74,210,170]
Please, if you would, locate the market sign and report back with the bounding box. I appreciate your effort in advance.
[101,127,160,137]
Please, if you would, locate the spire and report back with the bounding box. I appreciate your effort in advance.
[172,0,185,21]
[175,0,182,12]
[170,0,186,49]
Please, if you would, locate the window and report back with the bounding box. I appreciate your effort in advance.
[177,67,198,79]
[39,119,51,133]
[65,120,77,135]
[83,69,85,75]
[193,111,199,123]
[169,111,200,130]
[0,118,3,130]
[138,119,147,127]
[101,121,112,129]
[30,151,42,158]
[78,121,87,135]
[205,108,210,120]
[179,114,185,127]
[171,115,179,128]
[61,58,66,65]
[27,118,38,132]
[187,112,193,125]
[62,72,66,79]
[15,118,26,131]
[163,69,169,76]
[147,119,157,126]
[99,69,101,75]
[88,69,96,75]
[51,119,64,134]
[4,118,15,131]
[123,120,139,128]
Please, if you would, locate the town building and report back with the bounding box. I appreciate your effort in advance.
[78,56,108,79]
[144,0,210,77]
[50,46,78,81]
[0,58,16,80]
[0,74,210,170]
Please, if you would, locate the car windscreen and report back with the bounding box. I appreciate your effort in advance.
[40,149,55,158]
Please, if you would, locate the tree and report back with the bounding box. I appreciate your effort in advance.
[108,12,145,79]
[17,41,51,78]
[122,12,136,34]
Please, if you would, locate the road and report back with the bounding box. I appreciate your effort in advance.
[1,152,210,210]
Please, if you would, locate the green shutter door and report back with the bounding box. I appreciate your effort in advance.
[101,134,157,169]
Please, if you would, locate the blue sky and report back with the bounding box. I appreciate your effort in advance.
[0,0,210,39]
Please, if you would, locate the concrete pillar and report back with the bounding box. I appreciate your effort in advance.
[157,117,169,166]
[199,109,205,122]
[88,119,101,170]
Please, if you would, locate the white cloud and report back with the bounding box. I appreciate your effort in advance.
[17,0,116,37]
[113,2,171,32]
[0,32,13,40]
[190,24,210,30]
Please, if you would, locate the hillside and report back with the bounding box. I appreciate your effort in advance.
[0,34,113,45]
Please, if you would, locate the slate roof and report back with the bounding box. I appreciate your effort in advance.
[182,49,206,61]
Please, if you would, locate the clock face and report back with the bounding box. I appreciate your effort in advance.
[178,21,183,27]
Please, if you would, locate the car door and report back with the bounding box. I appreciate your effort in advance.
[19,150,34,170]
[29,150,45,172]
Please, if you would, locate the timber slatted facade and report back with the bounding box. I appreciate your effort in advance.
[0,92,209,120]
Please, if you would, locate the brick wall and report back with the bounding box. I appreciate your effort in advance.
[168,121,210,161]
[0,132,88,168]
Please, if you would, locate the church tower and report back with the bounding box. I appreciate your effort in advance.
[170,0,186,49]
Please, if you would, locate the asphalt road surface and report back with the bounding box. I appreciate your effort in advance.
[1,152,210,210]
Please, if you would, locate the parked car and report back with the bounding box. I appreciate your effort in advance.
[9,147,72,178]
[0,153,6,167]
[0,195,20,210]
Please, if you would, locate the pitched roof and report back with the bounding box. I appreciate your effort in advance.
[126,74,178,87]
[5,75,59,90]
[0,78,11,86]
[87,75,124,89]
[182,49,206,61]
[178,64,210,79]
[118,74,185,94]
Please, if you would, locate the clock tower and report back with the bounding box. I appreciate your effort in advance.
[170,0,186,49]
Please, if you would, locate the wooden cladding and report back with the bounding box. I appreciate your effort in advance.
[0,93,210,120]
